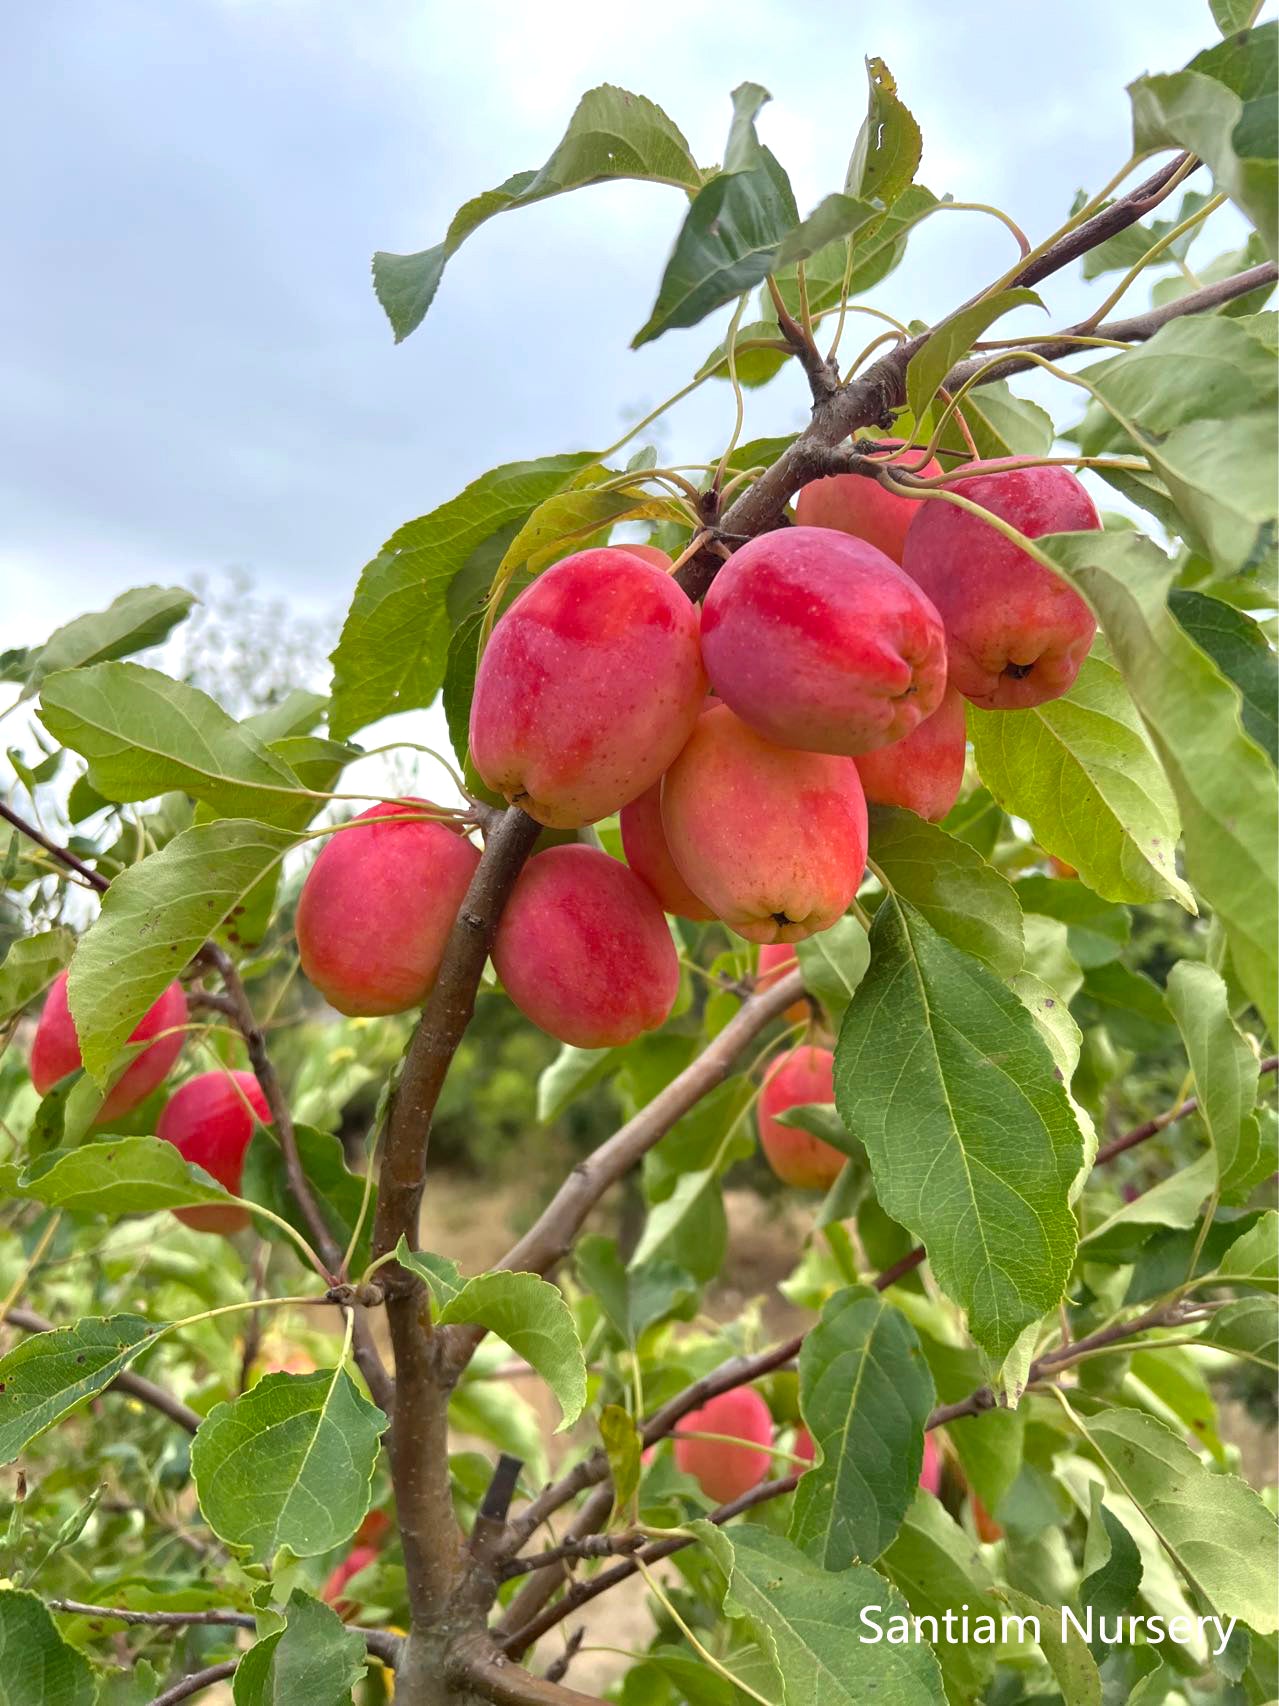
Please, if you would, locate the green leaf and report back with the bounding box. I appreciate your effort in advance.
[394,1240,463,1309]
[1080,1484,1144,1639]
[696,1523,946,1703]
[1077,314,1277,577]
[906,287,1043,420]
[536,1044,621,1123]
[0,1590,96,1706]
[879,1491,1003,1701]
[0,1315,160,1465]
[1082,1151,1216,1248]
[241,688,330,743]
[373,85,702,340]
[68,819,299,1088]
[0,928,74,1023]
[846,58,922,210]
[835,897,1082,1361]
[775,193,879,267]
[969,654,1192,909]
[498,479,680,575]
[1047,531,1278,1035]
[1000,1587,1102,1706]
[232,1590,366,1706]
[1200,1295,1277,1370]
[1129,24,1277,256]
[1077,1406,1279,1633]
[397,1245,586,1428]
[1211,0,1262,35]
[38,663,307,821]
[242,1125,376,1275]
[938,380,1055,462]
[1219,1210,1278,1290]
[1012,876,1131,968]
[633,147,799,346]
[22,585,194,695]
[600,1403,643,1518]
[575,1236,694,1344]
[1170,589,1278,766]
[868,807,1024,978]
[192,1367,386,1562]
[17,1136,233,1218]
[328,453,594,740]
[794,915,870,1025]
[1166,961,1266,1203]
[790,1285,935,1569]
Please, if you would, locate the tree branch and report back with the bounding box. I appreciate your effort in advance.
[945,261,1277,391]
[0,800,109,893]
[1096,1054,1277,1164]
[147,1662,240,1706]
[1012,154,1195,288]
[460,967,805,1319]
[449,1633,605,1706]
[372,805,542,1268]
[47,1600,403,1666]
[4,1306,200,1434]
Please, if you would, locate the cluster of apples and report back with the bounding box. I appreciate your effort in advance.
[293,452,1096,1183]
[672,1384,942,1506]
[30,972,265,1228]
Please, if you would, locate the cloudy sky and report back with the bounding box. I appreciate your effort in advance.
[2,0,1250,656]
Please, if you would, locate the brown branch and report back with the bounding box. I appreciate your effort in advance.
[1013,154,1195,288]
[4,1307,200,1435]
[372,805,542,1267]
[0,800,109,892]
[47,1600,402,1665]
[147,1662,239,1706]
[945,261,1278,391]
[449,1632,605,1705]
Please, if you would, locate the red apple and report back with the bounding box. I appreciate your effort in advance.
[491,845,679,1047]
[700,526,947,755]
[469,546,706,827]
[30,972,187,1124]
[660,704,867,944]
[854,683,967,822]
[757,1046,844,1189]
[620,780,716,921]
[674,1388,773,1504]
[900,462,1099,709]
[296,801,480,1016]
[794,438,943,562]
[157,1070,270,1234]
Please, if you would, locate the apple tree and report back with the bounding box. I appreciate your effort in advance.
[0,11,1277,1705]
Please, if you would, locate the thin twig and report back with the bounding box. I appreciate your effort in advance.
[1096,1056,1277,1163]
[48,1600,402,1665]
[0,800,108,893]
[147,1662,239,1706]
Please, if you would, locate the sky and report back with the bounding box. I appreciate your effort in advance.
[1,0,1251,659]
